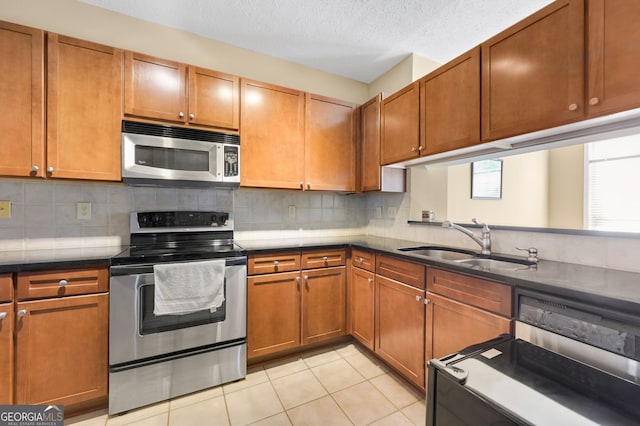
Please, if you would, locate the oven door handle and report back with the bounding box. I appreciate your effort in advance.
[110,256,247,276]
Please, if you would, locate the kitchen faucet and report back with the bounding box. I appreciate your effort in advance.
[442,218,491,255]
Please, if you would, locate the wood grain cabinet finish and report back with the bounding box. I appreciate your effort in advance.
[422,47,481,155]
[14,293,108,408]
[247,271,301,358]
[481,0,585,141]
[302,266,346,345]
[376,255,426,290]
[301,249,346,269]
[351,248,375,273]
[0,21,44,178]
[248,252,301,275]
[125,52,239,130]
[350,264,375,350]
[305,93,357,192]
[375,275,425,389]
[381,81,421,165]
[16,267,109,300]
[47,34,122,181]
[0,273,13,303]
[0,301,14,404]
[425,268,513,361]
[240,79,305,189]
[359,94,383,191]
[586,0,640,118]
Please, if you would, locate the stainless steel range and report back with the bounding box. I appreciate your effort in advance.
[427,288,640,425]
[108,211,246,415]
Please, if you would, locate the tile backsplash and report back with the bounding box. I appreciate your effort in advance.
[1,179,640,274]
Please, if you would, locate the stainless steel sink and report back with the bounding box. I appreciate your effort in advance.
[398,246,478,261]
[454,257,532,270]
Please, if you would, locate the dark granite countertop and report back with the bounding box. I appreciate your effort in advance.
[0,246,126,272]
[237,235,640,314]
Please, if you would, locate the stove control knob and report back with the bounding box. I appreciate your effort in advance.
[210,214,218,225]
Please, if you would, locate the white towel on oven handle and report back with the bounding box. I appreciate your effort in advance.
[153,259,226,315]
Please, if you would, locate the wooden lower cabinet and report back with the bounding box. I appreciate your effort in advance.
[0,302,14,404]
[247,271,301,358]
[375,275,425,389]
[349,266,375,350]
[14,293,108,408]
[425,292,512,360]
[302,267,346,345]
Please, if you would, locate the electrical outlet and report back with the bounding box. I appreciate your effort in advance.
[375,206,383,219]
[77,202,91,220]
[0,200,11,219]
[288,205,296,218]
[387,207,397,217]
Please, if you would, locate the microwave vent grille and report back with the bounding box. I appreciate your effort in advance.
[122,120,239,145]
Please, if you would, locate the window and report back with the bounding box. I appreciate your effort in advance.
[586,135,640,232]
[471,159,502,200]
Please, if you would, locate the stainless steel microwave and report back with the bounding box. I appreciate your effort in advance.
[121,121,240,187]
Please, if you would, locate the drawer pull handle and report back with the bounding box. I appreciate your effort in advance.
[17,309,27,317]
[59,279,68,287]
[0,312,6,320]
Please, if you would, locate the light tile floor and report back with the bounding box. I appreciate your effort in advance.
[66,342,426,426]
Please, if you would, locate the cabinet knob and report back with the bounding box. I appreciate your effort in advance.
[359,257,364,263]
[31,165,39,172]
[323,256,328,262]
[17,309,27,317]
[415,295,422,302]
[411,147,417,152]
[307,182,311,190]
[568,103,579,111]
[589,97,600,106]
[367,278,373,284]
[59,279,68,287]
[424,298,431,305]
[0,312,6,320]
[304,275,309,281]
[418,145,424,151]
[46,166,54,173]
[273,260,279,266]
[189,113,195,119]
[178,111,185,118]
[299,182,304,189]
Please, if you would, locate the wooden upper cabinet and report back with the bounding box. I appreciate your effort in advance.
[240,79,305,189]
[422,47,481,155]
[125,51,187,123]
[481,0,585,141]
[360,94,382,191]
[47,34,122,181]
[381,81,421,165]
[586,0,640,118]
[124,52,239,130]
[305,94,356,191]
[0,21,44,178]
[188,67,239,129]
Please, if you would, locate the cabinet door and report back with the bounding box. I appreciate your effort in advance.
[381,81,420,165]
[0,21,44,178]
[47,35,122,181]
[587,0,640,117]
[15,293,108,407]
[188,67,239,130]
[350,267,375,350]
[425,292,512,360]
[360,94,382,191]
[375,275,425,389]
[124,51,187,123]
[423,47,480,155]
[240,79,305,189]
[302,267,346,345]
[305,94,356,191]
[247,271,300,358]
[481,0,584,141]
[0,302,13,404]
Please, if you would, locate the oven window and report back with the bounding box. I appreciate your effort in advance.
[135,145,210,171]
[139,282,226,335]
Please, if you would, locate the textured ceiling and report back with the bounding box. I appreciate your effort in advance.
[80,0,554,83]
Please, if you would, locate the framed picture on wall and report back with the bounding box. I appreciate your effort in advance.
[471,159,502,199]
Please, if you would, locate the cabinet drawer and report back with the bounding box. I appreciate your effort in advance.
[0,273,12,303]
[248,252,301,275]
[16,267,108,300]
[301,249,346,269]
[427,268,511,317]
[376,255,425,290]
[351,248,375,272]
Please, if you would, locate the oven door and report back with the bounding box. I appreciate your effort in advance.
[109,257,246,366]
